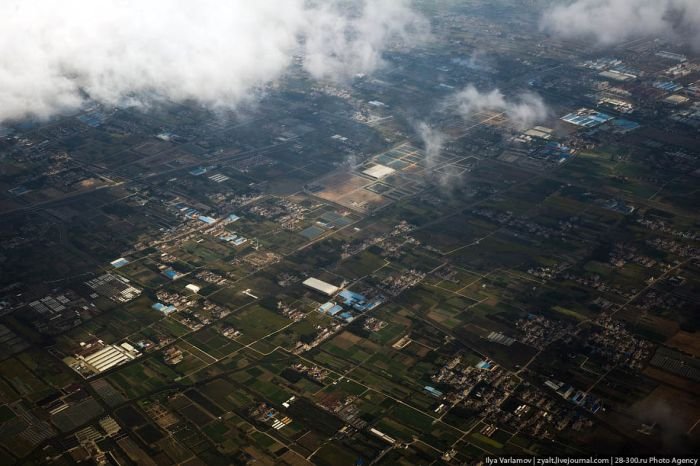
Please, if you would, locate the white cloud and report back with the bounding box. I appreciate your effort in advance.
[541,0,700,50]
[0,0,427,123]
[416,121,445,168]
[449,85,548,129]
[304,1,429,81]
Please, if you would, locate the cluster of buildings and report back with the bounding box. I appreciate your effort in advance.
[309,279,383,323]
[561,108,614,128]
[515,315,575,350]
[163,346,184,365]
[316,394,368,432]
[247,198,310,231]
[646,236,699,259]
[25,290,95,335]
[380,269,426,297]
[249,403,292,432]
[586,315,654,370]
[64,338,141,377]
[195,270,229,286]
[543,379,602,414]
[290,363,329,383]
[341,221,417,260]
[277,301,305,322]
[608,242,662,269]
[363,317,387,332]
[509,131,575,165]
[85,274,141,303]
[292,321,342,355]
[471,207,575,240]
[637,216,698,241]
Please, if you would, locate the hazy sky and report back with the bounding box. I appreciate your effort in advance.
[0,0,427,123]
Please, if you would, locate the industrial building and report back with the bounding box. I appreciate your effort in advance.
[185,283,201,294]
[318,301,343,316]
[69,341,141,377]
[162,267,182,280]
[198,215,217,225]
[110,258,129,268]
[653,81,683,93]
[303,277,339,296]
[561,108,613,128]
[85,274,141,303]
[152,302,177,315]
[523,126,553,140]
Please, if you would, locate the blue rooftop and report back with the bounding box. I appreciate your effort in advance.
[189,167,208,176]
[424,386,443,397]
[653,81,682,92]
[562,109,613,128]
[152,302,176,314]
[338,290,369,310]
[111,258,129,268]
[198,215,217,225]
[163,268,180,280]
[476,360,493,370]
[318,302,335,313]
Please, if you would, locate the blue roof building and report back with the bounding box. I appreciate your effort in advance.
[198,215,217,225]
[424,386,443,397]
[163,268,180,280]
[189,167,208,176]
[338,290,371,311]
[318,302,335,313]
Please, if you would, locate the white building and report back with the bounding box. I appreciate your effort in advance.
[303,278,339,296]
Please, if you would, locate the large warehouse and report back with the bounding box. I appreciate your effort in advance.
[303,277,339,296]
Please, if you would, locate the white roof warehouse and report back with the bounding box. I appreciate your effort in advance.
[302,277,339,296]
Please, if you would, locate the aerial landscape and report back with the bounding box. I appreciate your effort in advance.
[0,0,699,464]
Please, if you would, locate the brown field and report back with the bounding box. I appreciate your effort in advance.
[316,173,371,201]
[332,331,362,350]
[279,449,313,466]
[336,189,389,211]
[405,341,431,358]
[642,366,700,394]
[627,313,679,339]
[665,330,700,358]
[314,171,390,211]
